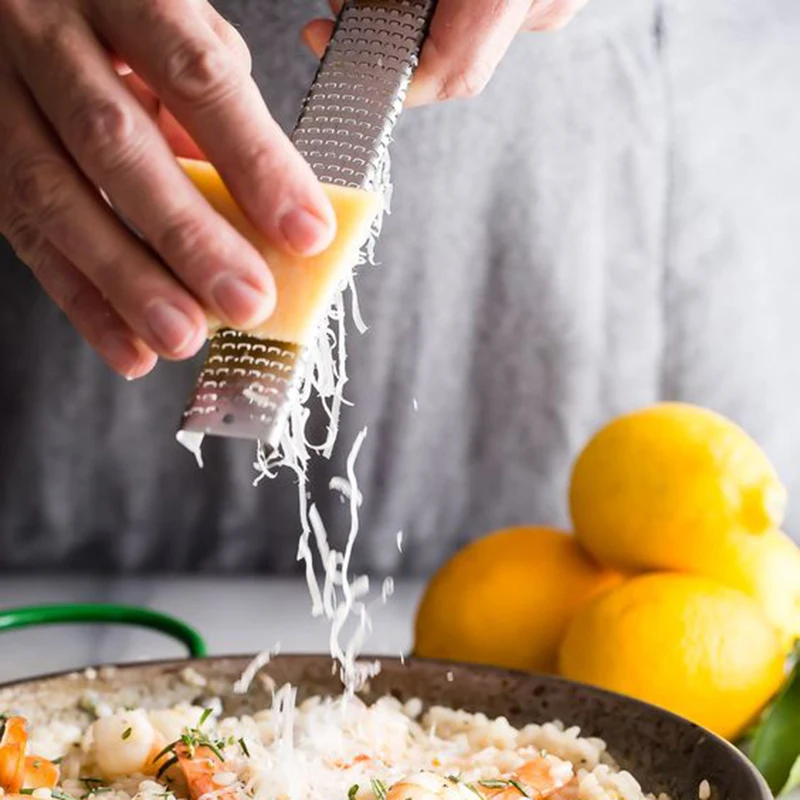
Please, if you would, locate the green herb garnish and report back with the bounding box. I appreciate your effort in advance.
[121,727,132,740]
[478,781,511,790]
[238,738,250,758]
[348,785,359,800]
[156,755,180,781]
[371,779,388,800]
[198,707,213,728]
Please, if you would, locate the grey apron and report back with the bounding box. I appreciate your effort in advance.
[0,0,798,574]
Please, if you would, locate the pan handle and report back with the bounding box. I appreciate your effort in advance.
[0,604,207,657]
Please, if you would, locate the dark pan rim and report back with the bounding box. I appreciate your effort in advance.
[0,652,771,799]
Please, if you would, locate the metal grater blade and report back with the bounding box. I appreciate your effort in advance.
[179,0,435,448]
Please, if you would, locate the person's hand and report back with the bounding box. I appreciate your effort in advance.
[303,0,591,106]
[0,0,337,379]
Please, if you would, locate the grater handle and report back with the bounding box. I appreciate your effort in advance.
[292,0,436,191]
[178,0,435,444]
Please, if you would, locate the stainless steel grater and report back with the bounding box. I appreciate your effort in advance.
[178,0,435,448]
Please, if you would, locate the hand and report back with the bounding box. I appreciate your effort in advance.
[303,0,591,105]
[0,0,337,379]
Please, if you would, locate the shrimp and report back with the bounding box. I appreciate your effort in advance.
[172,742,238,800]
[385,756,573,800]
[478,756,574,800]
[0,716,60,794]
[89,710,167,780]
[386,771,473,800]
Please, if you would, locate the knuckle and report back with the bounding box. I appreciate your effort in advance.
[61,281,100,326]
[439,59,494,101]
[8,152,71,222]
[66,97,142,172]
[156,211,209,265]
[3,211,44,263]
[164,37,233,105]
[246,141,290,183]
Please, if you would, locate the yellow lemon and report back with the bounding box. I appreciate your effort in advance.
[414,526,622,674]
[558,573,786,740]
[690,528,800,648]
[569,403,798,645]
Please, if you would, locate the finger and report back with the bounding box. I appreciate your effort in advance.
[120,71,205,157]
[3,212,157,379]
[524,0,591,31]
[8,8,277,331]
[0,72,208,361]
[406,0,532,106]
[202,6,252,73]
[91,0,337,257]
[121,8,252,160]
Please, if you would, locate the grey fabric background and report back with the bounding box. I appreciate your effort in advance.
[0,0,798,574]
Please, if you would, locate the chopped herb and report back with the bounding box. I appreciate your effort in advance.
[477,780,528,798]
[53,790,78,800]
[156,755,180,781]
[80,778,106,787]
[153,741,177,765]
[153,722,225,773]
[52,757,65,766]
[348,785,359,800]
[238,738,251,758]
[19,790,34,795]
[33,759,43,769]
[198,707,213,727]
[121,727,132,741]
[371,779,388,800]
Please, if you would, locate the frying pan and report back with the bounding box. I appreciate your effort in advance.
[0,606,771,800]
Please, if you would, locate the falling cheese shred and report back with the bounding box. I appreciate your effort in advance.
[179,153,394,698]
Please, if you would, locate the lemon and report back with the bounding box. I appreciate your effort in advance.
[414,526,622,674]
[690,528,800,648]
[569,403,797,645]
[558,573,786,740]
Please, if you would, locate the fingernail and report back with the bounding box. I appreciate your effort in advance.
[279,206,335,255]
[212,275,273,326]
[145,301,196,354]
[102,333,142,375]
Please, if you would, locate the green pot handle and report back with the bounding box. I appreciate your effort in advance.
[0,604,207,658]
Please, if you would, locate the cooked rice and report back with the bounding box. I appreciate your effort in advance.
[25,694,671,800]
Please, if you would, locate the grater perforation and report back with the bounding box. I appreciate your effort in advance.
[179,0,434,448]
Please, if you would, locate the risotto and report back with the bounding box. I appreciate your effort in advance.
[1,692,669,800]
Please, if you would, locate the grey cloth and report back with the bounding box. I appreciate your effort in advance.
[1,0,799,574]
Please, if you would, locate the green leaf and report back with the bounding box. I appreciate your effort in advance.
[750,655,800,793]
[779,755,800,797]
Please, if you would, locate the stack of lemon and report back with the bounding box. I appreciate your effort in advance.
[414,403,800,741]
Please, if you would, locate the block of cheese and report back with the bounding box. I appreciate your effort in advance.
[179,157,382,345]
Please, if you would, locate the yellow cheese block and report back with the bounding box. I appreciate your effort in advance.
[179,158,382,345]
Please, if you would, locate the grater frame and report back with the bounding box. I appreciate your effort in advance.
[178,0,435,449]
